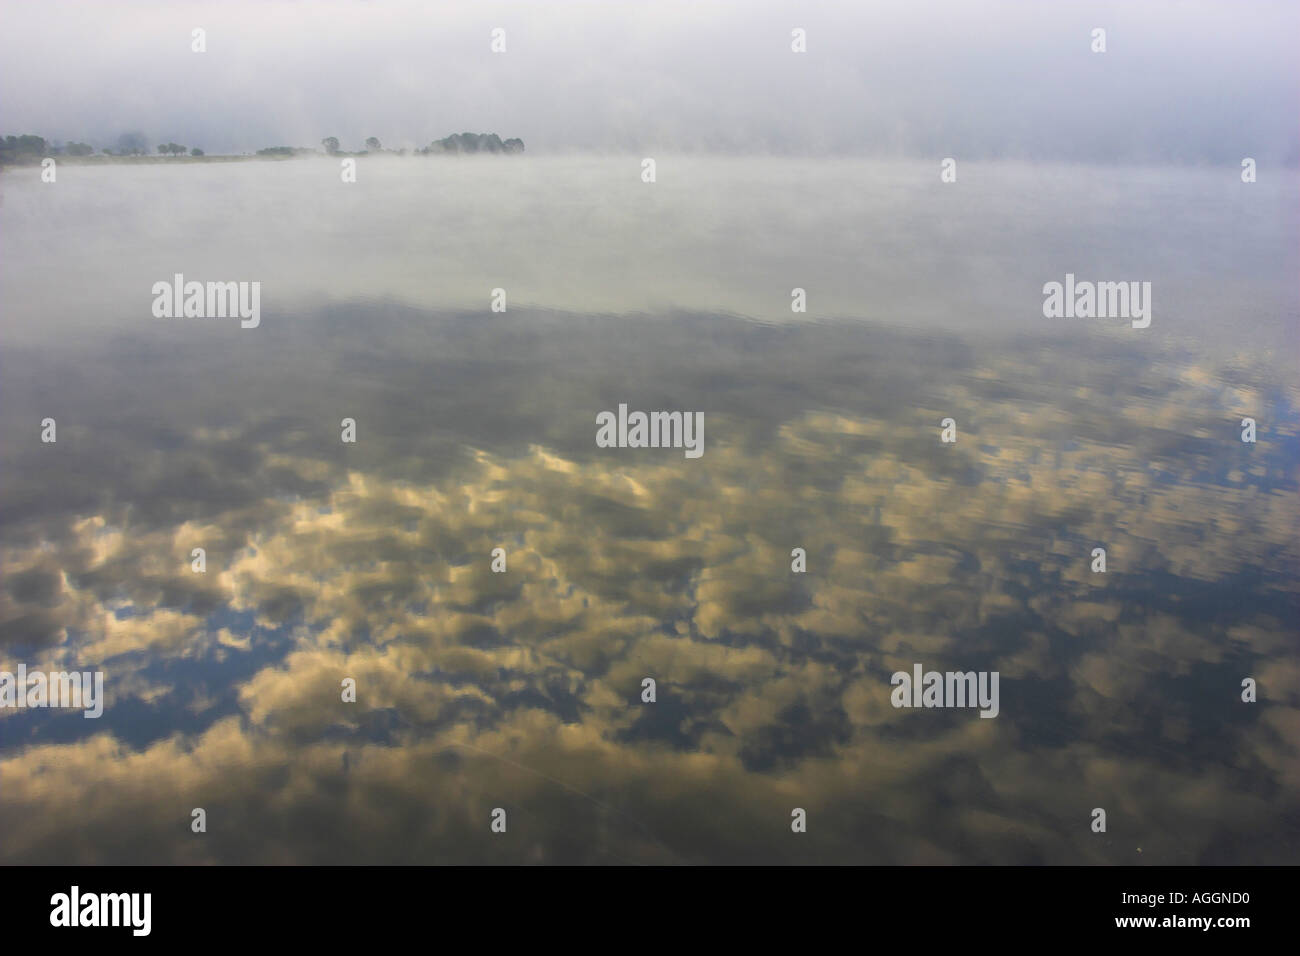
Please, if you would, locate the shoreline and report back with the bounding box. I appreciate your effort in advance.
[0,152,525,168]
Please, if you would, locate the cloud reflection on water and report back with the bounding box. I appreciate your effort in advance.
[1,305,1296,863]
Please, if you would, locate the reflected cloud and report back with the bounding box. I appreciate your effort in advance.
[2,304,1296,863]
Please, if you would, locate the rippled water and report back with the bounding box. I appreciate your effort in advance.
[1,157,1296,863]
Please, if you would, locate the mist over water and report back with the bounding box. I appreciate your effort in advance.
[1,157,1297,864]
[2,156,1297,350]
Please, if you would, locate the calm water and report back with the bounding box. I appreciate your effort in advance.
[1,157,1297,863]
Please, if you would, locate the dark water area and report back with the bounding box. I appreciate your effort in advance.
[2,301,1296,864]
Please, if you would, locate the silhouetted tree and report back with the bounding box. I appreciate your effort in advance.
[117,131,148,155]
[0,134,48,163]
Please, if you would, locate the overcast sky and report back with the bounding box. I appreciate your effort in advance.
[1,0,1297,162]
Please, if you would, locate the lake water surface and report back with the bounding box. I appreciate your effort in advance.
[1,157,1296,863]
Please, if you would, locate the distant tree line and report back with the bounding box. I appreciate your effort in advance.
[2,130,525,165]
[0,131,206,163]
[256,146,314,157]
[0,135,51,163]
[322,133,524,155]
[419,132,524,155]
